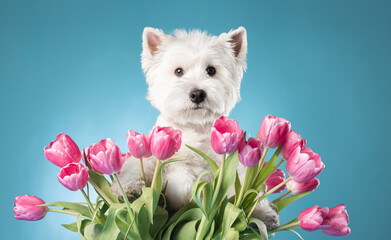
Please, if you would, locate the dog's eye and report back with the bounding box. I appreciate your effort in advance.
[175,68,184,77]
[206,66,216,76]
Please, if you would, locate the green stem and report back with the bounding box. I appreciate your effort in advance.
[212,154,226,205]
[80,189,94,212]
[109,175,114,183]
[269,221,300,233]
[235,167,249,207]
[257,147,268,172]
[114,173,140,237]
[88,180,113,205]
[272,190,291,204]
[151,160,161,190]
[139,157,146,184]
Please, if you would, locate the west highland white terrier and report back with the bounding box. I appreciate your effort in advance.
[112,27,279,229]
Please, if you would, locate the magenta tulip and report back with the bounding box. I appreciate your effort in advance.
[211,116,244,154]
[150,126,182,160]
[286,147,325,183]
[322,204,351,236]
[265,169,287,193]
[299,205,329,231]
[286,178,320,195]
[258,115,291,149]
[87,138,125,175]
[44,133,81,167]
[281,130,306,160]
[238,137,263,167]
[14,195,48,221]
[57,163,89,191]
[126,130,152,158]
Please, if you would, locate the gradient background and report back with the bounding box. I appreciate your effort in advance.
[1,0,390,239]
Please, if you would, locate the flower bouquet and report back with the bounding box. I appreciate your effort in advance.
[14,115,351,239]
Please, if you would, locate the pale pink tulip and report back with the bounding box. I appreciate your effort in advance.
[299,205,329,231]
[57,163,89,191]
[14,195,48,221]
[44,133,81,167]
[281,130,306,160]
[286,178,320,195]
[126,130,152,158]
[87,138,125,175]
[265,169,287,193]
[238,137,263,167]
[211,116,244,154]
[150,126,182,160]
[286,147,325,183]
[322,204,351,236]
[258,115,291,149]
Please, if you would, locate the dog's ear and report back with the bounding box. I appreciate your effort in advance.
[220,27,247,66]
[142,27,165,57]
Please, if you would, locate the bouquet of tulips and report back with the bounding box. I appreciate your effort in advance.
[14,115,351,239]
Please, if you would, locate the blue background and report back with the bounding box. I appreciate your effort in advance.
[1,0,390,239]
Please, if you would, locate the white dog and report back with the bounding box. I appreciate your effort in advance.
[112,27,279,230]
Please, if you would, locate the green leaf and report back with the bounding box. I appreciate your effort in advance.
[248,218,268,240]
[61,222,78,232]
[172,220,198,239]
[114,207,141,240]
[186,145,219,174]
[214,202,244,239]
[149,206,169,239]
[226,228,239,240]
[84,222,103,239]
[162,208,203,240]
[274,191,311,211]
[76,214,88,240]
[98,203,125,240]
[234,171,241,204]
[41,201,91,218]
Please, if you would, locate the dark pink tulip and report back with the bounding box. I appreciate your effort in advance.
[14,195,48,221]
[286,178,320,195]
[322,204,351,236]
[299,205,329,231]
[265,169,287,193]
[211,116,244,154]
[87,138,125,175]
[238,137,263,167]
[286,147,325,183]
[281,130,306,160]
[126,130,152,159]
[57,163,89,191]
[150,126,182,160]
[44,133,81,167]
[258,115,291,149]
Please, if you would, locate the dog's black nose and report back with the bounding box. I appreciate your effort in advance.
[189,89,206,104]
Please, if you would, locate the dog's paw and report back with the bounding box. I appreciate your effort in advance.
[251,199,280,230]
[111,179,145,202]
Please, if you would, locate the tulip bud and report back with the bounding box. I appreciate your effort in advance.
[281,130,306,160]
[57,163,89,191]
[238,137,263,167]
[211,116,244,154]
[258,115,291,149]
[121,152,132,161]
[286,147,325,183]
[322,204,351,236]
[126,130,152,159]
[265,169,287,193]
[14,195,48,221]
[150,126,182,160]
[299,205,329,231]
[286,178,320,195]
[87,138,125,175]
[44,133,81,167]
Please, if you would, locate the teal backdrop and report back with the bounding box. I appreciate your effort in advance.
[1,0,390,239]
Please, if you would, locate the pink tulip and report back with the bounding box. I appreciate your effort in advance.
[126,130,152,158]
[258,115,291,149]
[286,178,320,195]
[238,137,263,167]
[286,147,325,183]
[121,152,132,161]
[14,195,48,221]
[281,130,306,160]
[265,169,287,193]
[211,116,244,154]
[57,163,89,191]
[299,205,329,231]
[44,133,81,167]
[87,138,125,175]
[322,204,351,236]
[150,126,182,160]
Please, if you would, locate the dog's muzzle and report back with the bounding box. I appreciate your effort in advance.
[189,89,206,104]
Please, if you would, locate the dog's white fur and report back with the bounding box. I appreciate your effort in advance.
[112,27,279,229]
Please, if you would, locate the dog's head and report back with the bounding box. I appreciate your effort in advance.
[141,27,247,126]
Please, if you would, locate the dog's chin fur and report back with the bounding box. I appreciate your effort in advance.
[111,27,280,230]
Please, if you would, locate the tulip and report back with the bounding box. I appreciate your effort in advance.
[126,130,152,159]
[57,163,89,191]
[211,116,244,155]
[238,137,263,167]
[44,133,81,167]
[286,147,325,183]
[121,152,132,161]
[281,130,306,160]
[14,195,48,221]
[258,115,291,149]
[299,205,329,231]
[286,178,320,195]
[322,204,351,236]
[87,138,125,175]
[150,126,182,160]
[265,169,287,193]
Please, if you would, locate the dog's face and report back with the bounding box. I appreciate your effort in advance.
[141,27,247,126]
